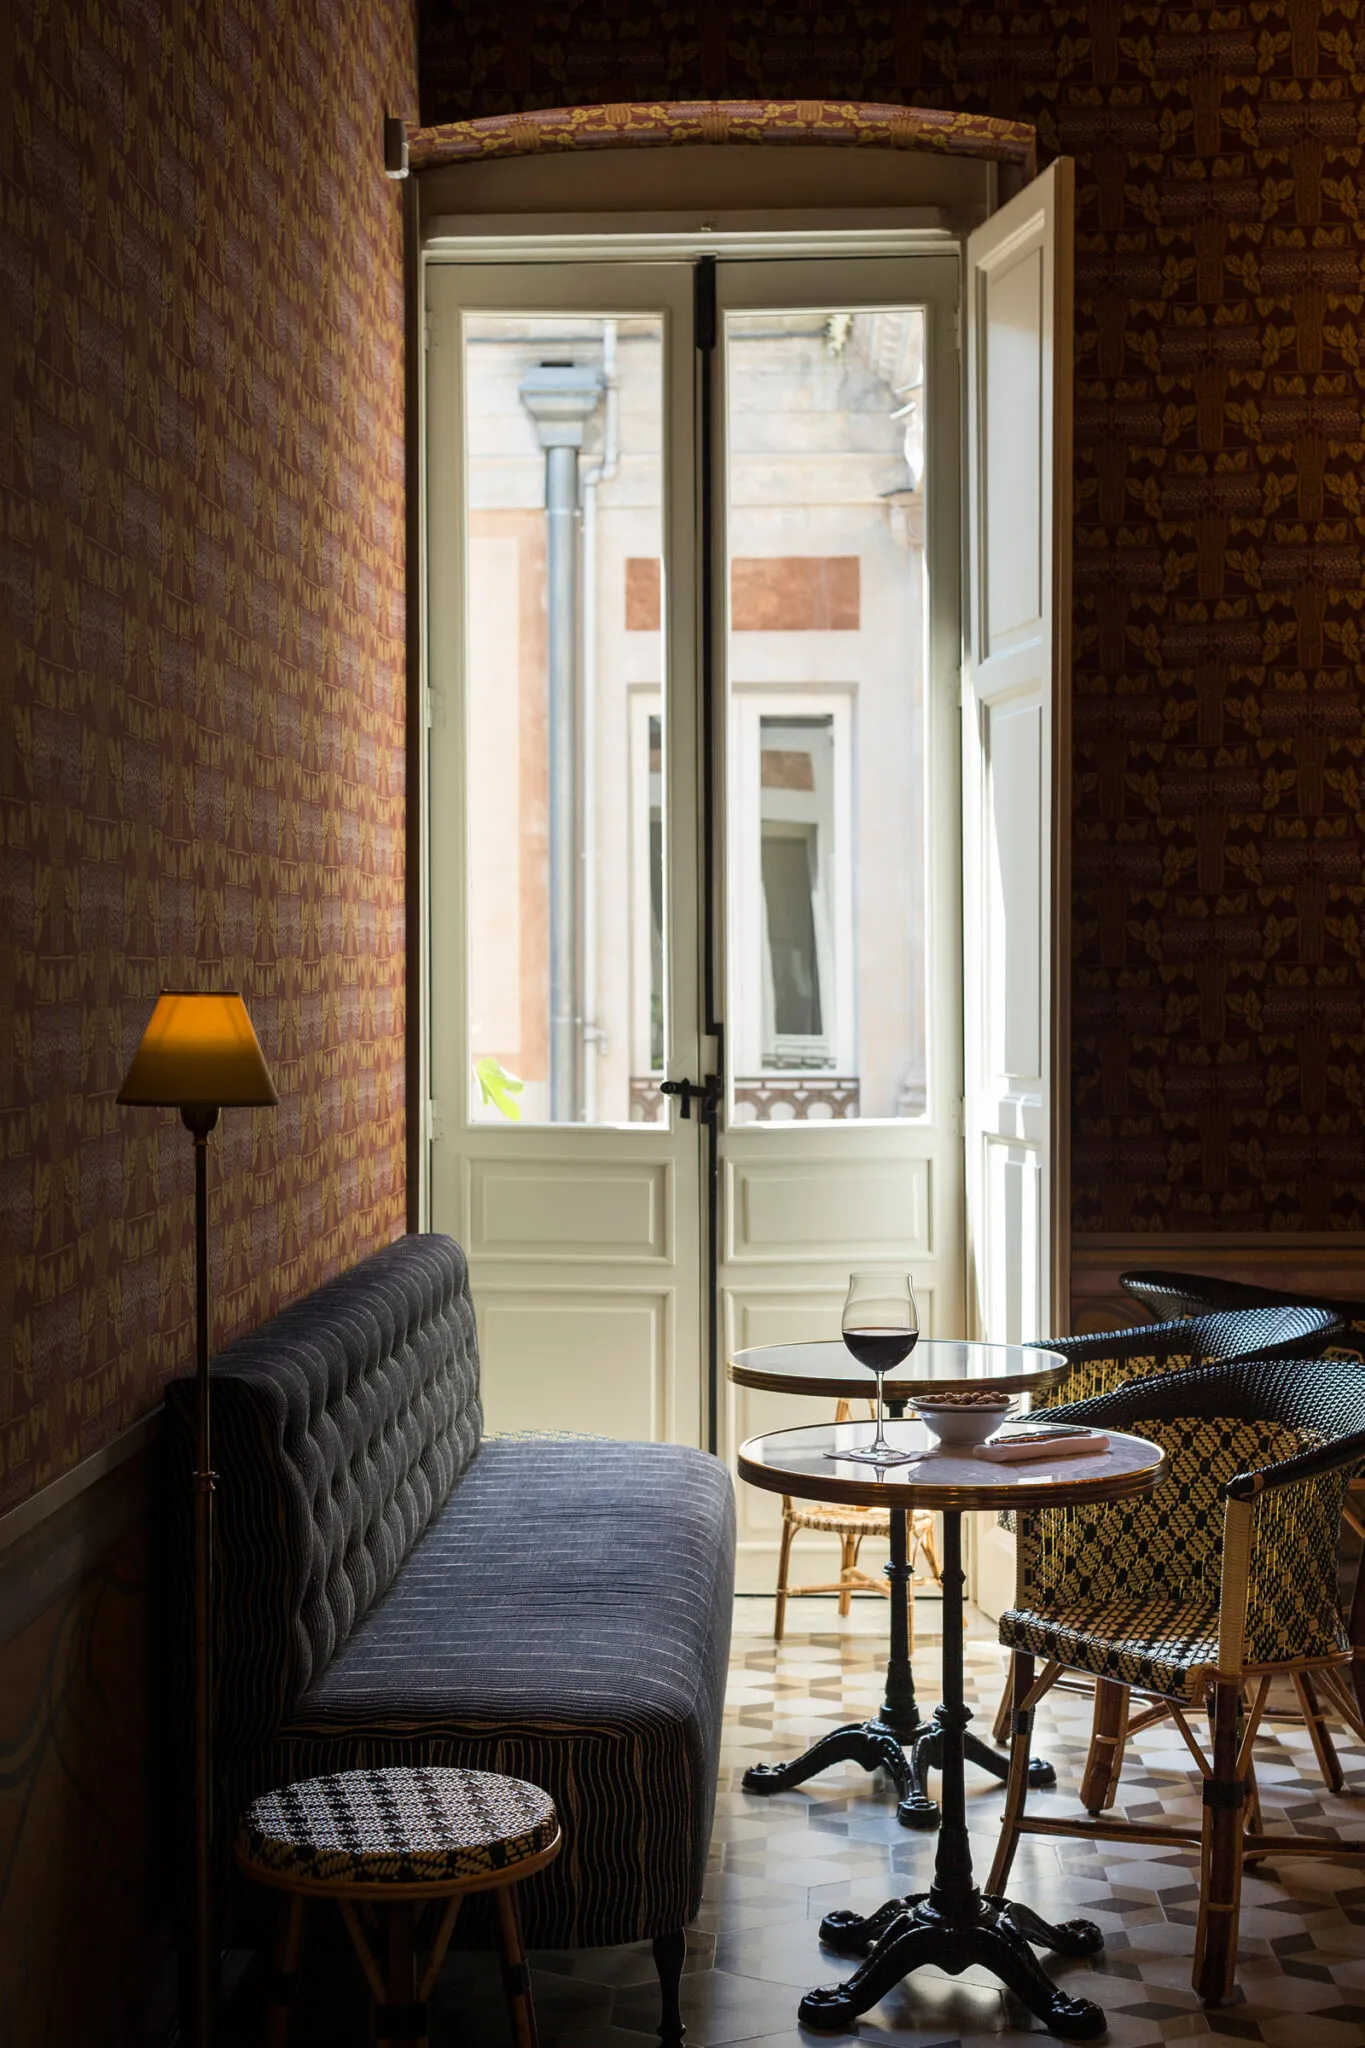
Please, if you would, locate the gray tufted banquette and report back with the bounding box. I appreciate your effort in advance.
[165,1233,735,1966]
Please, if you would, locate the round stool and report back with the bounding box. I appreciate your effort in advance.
[236,1765,561,2048]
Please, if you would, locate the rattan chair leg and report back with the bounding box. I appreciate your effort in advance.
[1292,1670,1345,1794]
[986,1652,1035,1896]
[774,1505,796,1643]
[990,1670,1014,1747]
[496,1884,538,2048]
[380,1903,425,2048]
[260,1893,305,2048]
[1194,1680,1245,2007]
[1080,1678,1130,1814]
[838,1534,857,1617]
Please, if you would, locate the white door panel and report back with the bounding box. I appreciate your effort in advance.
[713,257,966,1555]
[962,161,1074,1618]
[426,261,705,1445]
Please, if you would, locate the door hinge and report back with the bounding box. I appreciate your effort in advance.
[426,686,442,730]
[952,306,962,355]
[694,255,717,354]
[949,1097,965,1140]
[427,1098,445,1143]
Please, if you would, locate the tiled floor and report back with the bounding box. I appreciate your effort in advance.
[239,1595,1365,2045]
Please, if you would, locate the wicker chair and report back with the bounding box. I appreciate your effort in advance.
[774,1399,941,1642]
[986,1357,1365,2006]
[985,1302,1342,1801]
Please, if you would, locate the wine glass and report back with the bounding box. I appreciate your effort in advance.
[836,1271,920,1468]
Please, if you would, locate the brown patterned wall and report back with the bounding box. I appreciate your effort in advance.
[419,2,1365,1244]
[1,0,418,1512]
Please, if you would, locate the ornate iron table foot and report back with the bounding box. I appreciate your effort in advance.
[742,1717,921,1814]
[798,1513,1108,2043]
[802,1894,1106,2040]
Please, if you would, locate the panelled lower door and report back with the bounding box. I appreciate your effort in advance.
[961,164,1074,1614]
[425,261,705,1445]
[709,258,967,1591]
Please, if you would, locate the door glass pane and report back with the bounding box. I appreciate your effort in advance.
[726,308,928,1124]
[463,314,667,1125]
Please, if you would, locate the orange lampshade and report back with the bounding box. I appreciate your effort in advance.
[117,991,279,1109]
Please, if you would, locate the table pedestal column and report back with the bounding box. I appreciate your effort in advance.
[798,1513,1107,2041]
[742,1495,1055,1828]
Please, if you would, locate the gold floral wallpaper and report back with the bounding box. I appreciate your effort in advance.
[419,2,1365,1244]
[1,0,417,1509]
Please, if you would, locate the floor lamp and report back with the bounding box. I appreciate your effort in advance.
[119,991,278,2047]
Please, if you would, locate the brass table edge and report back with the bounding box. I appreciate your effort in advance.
[736,1433,1167,1514]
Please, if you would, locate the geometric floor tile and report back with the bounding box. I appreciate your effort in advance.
[224,1594,1365,2046]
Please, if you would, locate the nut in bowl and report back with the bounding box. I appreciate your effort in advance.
[912,1389,1015,1451]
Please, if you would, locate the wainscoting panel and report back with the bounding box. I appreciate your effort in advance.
[0,1446,173,2048]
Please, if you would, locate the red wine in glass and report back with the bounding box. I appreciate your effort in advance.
[840,1273,919,1466]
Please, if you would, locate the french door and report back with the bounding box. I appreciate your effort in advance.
[425,249,967,1505]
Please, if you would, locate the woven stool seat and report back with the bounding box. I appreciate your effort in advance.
[238,1767,561,2047]
[238,1767,558,1891]
[787,1500,892,1537]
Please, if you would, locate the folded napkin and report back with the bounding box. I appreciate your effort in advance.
[973,1431,1110,1464]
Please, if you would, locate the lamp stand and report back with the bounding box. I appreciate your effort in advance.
[184,1103,220,2048]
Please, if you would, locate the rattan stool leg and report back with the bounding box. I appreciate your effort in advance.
[773,1506,796,1642]
[260,1893,305,2048]
[378,1902,427,2048]
[838,1534,857,1616]
[496,1883,538,2048]
[1081,1678,1129,1813]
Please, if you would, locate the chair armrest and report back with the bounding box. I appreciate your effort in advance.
[1224,1426,1365,1500]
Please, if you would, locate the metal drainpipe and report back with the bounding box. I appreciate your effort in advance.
[579,323,619,1125]
[519,362,604,1122]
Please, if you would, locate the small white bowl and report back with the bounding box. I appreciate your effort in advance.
[913,1399,1014,1451]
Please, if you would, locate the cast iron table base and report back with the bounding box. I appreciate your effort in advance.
[797,1510,1107,2040]
[741,1496,1056,1828]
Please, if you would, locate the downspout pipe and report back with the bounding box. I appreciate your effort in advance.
[519,362,604,1122]
[579,323,619,1125]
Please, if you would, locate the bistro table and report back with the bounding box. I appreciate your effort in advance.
[738,1417,1166,2039]
[729,1338,1069,1826]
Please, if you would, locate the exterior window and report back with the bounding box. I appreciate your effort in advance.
[759,716,835,1066]
[730,693,855,1104]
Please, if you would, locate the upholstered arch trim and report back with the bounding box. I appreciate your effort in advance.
[407,100,1036,177]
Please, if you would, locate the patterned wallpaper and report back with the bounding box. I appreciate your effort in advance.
[419,2,1365,1243]
[0,0,417,1509]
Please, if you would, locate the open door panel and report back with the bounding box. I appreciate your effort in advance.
[961,159,1074,1614]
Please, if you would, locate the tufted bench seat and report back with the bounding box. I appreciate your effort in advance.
[165,1233,735,2039]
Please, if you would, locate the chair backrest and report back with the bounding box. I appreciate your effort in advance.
[1029,1302,1340,1409]
[1121,1267,1365,1360]
[1030,1357,1365,1666]
[165,1233,480,1753]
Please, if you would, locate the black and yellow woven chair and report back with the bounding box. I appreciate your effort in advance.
[987,1356,1365,2008]
[985,1302,1342,1796]
[1120,1266,1365,1546]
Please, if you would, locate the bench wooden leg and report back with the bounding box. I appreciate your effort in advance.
[652,1926,686,2047]
[260,1893,305,2048]
[496,1883,538,2048]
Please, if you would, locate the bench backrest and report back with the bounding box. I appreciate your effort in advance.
[166,1234,480,1753]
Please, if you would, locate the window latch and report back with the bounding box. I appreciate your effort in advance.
[660,1075,722,1122]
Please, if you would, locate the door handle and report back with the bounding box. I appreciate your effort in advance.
[660,1075,722,1122]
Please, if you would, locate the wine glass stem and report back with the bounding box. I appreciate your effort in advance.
[873,1370,888,1451]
